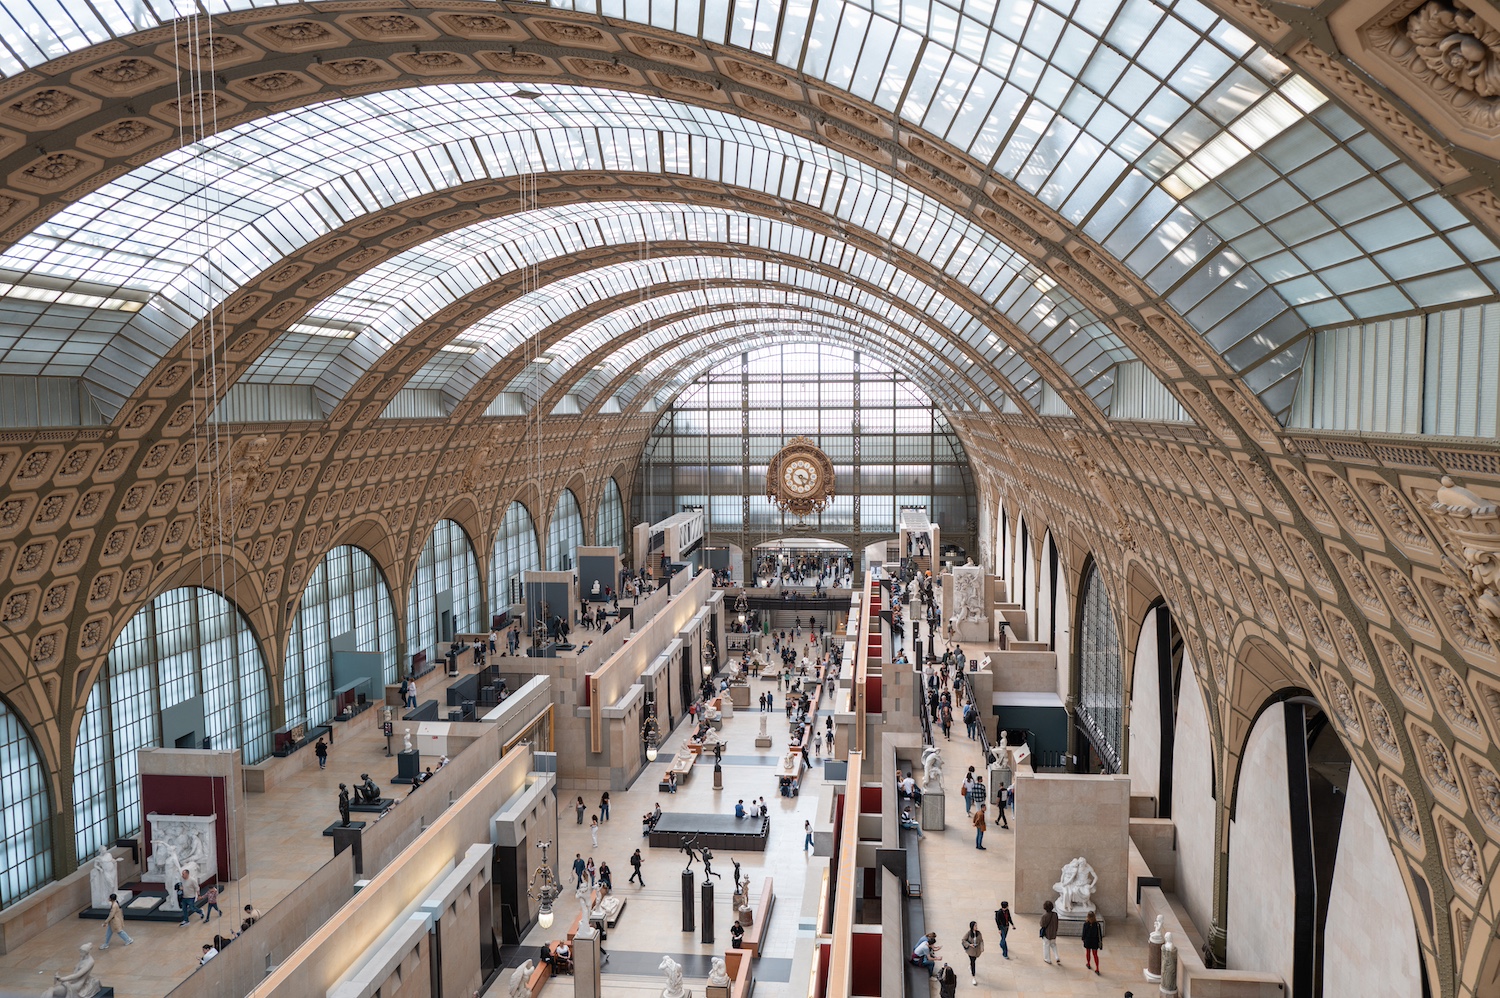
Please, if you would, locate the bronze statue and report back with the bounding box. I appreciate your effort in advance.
[338,784,351,827]
[355,773,381,803]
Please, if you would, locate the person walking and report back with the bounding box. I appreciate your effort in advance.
[803,819,814,852]
[961,771,974,815]
[993,901,1013,959]
[968,778,987,828]
[961,921,984,985]
[599,791,610,822]
[198,884,223,920]
[628,848,645,886]
[100,893,132,949]
[572,853,587,889]
[971,805,987,850]
[175,881,205,926]
[586,857,596,887]
[575,796,586,825]
[995,794,1010,830]
[590,815,600,848]
[1040,900,1060,965]
[1081,910,1103,974]
[315,737,328,770]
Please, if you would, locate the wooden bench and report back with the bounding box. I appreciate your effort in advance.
[737,877,776,956]
[658,751,697,790]
[524,941,573,996]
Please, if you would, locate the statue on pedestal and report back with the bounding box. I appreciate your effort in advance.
[507,960,535,998]
[1160,931,1179,996]
[43,943,101,998]
[659,954,686,998]
[338,785,351,827]
[921,744,945,793]
[88,849,119,910]
[1053,857,1099,916]
[403,728,413,753]
[1145,914,1164,982]
[577,883,593,922]
[355,774,382,803]
[708,956,730,987]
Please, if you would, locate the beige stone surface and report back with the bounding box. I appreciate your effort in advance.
[1013,773,1131,918]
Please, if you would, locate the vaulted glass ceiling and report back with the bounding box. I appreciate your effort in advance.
[0,84,1116,413]
[246,202,1038,409]
[2,0,1497,422]
[396,266,1017,411]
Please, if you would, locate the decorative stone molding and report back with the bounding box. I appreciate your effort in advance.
[1439,815,1484,895]
[1385,776,1423,842]
[1368,0,1500,128]
[1430,476,1500,621]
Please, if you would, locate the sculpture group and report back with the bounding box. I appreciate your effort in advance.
[1052,856,1099,916]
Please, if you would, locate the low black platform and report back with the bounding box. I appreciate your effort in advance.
[349,797,395,813]
[323,820,367,837]
[647,812,769,852]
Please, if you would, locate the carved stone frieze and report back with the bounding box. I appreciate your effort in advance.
[1430,476,1500,621]
[1366,0,1500,128]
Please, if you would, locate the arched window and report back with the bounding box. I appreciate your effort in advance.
[548,490,584,571]
[1076,561,1124,772]
[492,502,541,612]
[286,546,398,728]
[0,698,51,907]
[406,519,482,663]
[596,478,625,550]
[73,587,270,859]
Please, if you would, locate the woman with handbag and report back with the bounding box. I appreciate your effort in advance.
[960,921,985,985]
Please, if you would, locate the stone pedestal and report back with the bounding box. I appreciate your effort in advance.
[394,749,422,784]
[701,880,714,943]
[713,764,723,790]
[1056,913,1104,937]
[1146,936,1163,982]
[920,793,945,831]
[573,923,603,998]
[707,986,730,998]
[681,870,696,932]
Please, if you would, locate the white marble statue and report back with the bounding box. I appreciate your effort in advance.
[659,954,687,998]
[145,814,217,890]
[950,564,986,624]
[403,727,414,753]
[576,883,593,923]
[921,744,945,793]
[758,714,768,737]
[88,849,119,910]
[707,956,730,986]
[43,943,100,998]
[507,959,535,998]
[1052,856,1099,915]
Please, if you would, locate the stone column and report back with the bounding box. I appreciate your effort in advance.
[1144,917,1163,982]
[573,923,603,998]
[1159,932,1178,998]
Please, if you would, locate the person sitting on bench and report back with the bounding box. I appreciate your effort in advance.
[553,941,573,975]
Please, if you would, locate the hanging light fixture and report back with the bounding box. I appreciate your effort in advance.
[642,710,662,762]
[526,840,562,929]
[734,591,748,625]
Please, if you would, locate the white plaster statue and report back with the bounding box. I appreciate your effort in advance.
[1052,857,1099,915]
[707,956,730,986]
[659,954,687,998]
[507,960,535,998]
[403,727,414,753]
[88,849,119,910]
[594,893,624,921]
[577,884,595,923]
[592,579,601,595]
[146,815,217,894]
[949,565,986,624]
[43,943,100,998]
[758,714,768,737]
[1150,914,1164,943]
[921,744,945,793]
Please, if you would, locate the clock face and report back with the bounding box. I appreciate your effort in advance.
[783,458,819,496]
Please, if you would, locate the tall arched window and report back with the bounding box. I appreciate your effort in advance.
[406,519,482,663]
[1077,561,1124,772]
[548,490,584,571]
[286,546,398,727]
[596,478,625,550]
[492,501,541,612]
[0,698,51,907]
[73,587,270,859]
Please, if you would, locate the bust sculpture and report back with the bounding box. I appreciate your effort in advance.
[89,849,119,909]
[44,943,101,998]
[708,956,730,986]
[1052,856,1099,915]
[659,954,686,998]
[507,959,535,998]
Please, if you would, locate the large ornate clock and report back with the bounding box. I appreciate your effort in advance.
[767,437,836,518]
